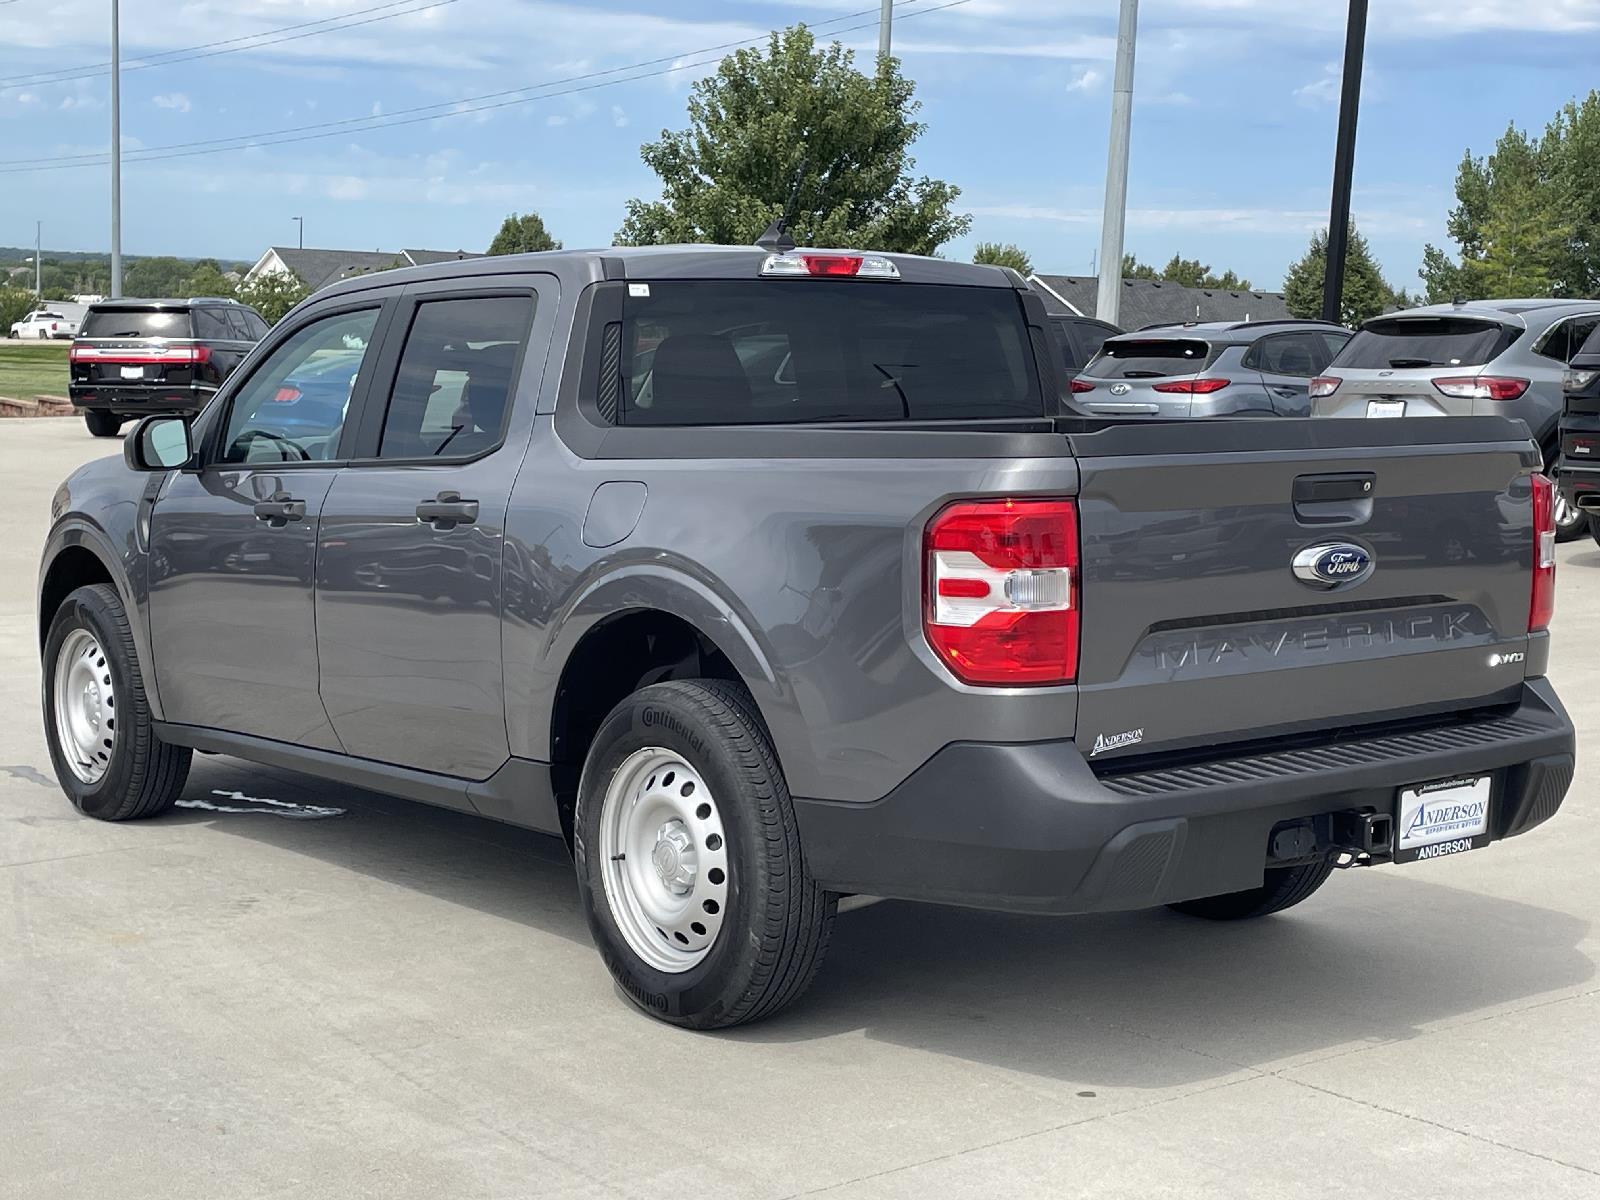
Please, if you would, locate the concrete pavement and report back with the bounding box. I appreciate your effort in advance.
[2,417,1597,1199]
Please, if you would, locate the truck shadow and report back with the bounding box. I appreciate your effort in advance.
[170,755,1592,1088]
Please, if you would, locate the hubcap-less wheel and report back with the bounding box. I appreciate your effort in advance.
[53,628,116,784]
[1554,487,1578,530]
[597,747,729,973]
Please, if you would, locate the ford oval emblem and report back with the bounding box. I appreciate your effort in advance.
[1292,542,1374,589]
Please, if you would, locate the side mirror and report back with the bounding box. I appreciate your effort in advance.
[124,416,194,471]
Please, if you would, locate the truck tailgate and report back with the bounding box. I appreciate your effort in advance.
[1063,416,1542,763]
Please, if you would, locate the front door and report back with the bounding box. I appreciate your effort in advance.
[148,304,385,748]
[315,282,551,779]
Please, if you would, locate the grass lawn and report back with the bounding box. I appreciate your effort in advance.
[0,340,71,400]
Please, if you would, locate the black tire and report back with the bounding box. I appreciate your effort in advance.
[1167,859,1335,921]
[1547,456,1587,543]
[574,679,834,1029]
[1591,513,1600,550]
[84,411,123,438]
[42,583,191,821]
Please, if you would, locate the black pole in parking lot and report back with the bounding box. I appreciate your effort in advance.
[1322,0,1368,324]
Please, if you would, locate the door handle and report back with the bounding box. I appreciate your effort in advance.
[416,491,479,530]
[252,493,306,526]
[1272,386,1300,397]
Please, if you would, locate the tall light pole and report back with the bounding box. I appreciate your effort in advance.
[878,0,893,58]
[1321,0,1368,324]
[110,0,123,298]
[1095,0,1138,327]
[35,220,42,297]
[293,216,304,249]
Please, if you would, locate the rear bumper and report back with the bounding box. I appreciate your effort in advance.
[69,382,213,416]
[794,678,1575,914]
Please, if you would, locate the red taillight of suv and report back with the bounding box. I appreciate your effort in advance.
[1433,376,1529,401]
[1530,472,1557,633]
[1152,378,1229,394]
[1069,379,1096,393]
[923,498,1079,686]
[1309,376,1341,399]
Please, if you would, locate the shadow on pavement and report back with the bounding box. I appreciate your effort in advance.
[71,752,1598,1087]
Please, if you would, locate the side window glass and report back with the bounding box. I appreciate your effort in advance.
[220,308,380,464]
[1254,333,1322,377]
[245,311,271,339]
[1536,321,1572,363]
[1566,317,1600,362]
[192,308,230,340]
[224,308,254,340]
[374,295,535,460]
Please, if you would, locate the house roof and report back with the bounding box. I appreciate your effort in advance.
[259,246,483,292]
[1029,274,1294,330]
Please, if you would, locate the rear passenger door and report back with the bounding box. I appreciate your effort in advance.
[1246,330,1347,416]
[314,275,557,780]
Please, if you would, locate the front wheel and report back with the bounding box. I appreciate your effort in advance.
[574,679,834,1029]
[84,411,123,438]
[42,584,191,820]
[1167,859,1335,921]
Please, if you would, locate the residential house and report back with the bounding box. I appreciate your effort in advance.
[245,246,484,293]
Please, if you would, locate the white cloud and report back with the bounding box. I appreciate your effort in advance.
[152,92,191,112]
[611,104,629,127]
[546,113,568,127]
[1066,67,1103,93]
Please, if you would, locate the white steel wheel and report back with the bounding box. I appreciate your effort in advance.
[53,628,117,784]
[597,747,730,973]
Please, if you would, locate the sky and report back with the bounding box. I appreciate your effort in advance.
[3,0,1600,292]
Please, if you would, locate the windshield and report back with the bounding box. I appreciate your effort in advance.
[1083,338,1216,379]
[80,308,192,339]
[1334,316,1514,369]
[617,281,1042,425]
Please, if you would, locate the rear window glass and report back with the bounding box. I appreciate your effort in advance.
[1084,338,1215,379]
[1334,317,1515,369]
[617,281,1042,425]
[1574,323,1600,363]
[81,307,191,339]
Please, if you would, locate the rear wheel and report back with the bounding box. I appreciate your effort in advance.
[1548,456,1586,542]
[84,411,122,438]
[574,679,834,1029]
[1167,859,1335,921]
[42,584,191,821]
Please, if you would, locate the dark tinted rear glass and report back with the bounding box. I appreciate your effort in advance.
[1334,317,1514,369]
[1574,322,1600,364]
[81,307,191,339]
[1084,338,1215,379]
[618,281,1042,425]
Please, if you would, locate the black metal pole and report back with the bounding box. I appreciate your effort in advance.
[1322,0,1368,323]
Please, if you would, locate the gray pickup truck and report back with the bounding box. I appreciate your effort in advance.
[38,246,1575,1029]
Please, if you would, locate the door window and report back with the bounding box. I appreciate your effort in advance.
[219,308,380,464]
[193,308,231,340]
[373,296,535,460]
[1246,332,1338,377]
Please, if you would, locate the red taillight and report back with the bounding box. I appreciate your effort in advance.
[1069,379,1096,393]
[1530,472,1556,633]
[69,344,210,365]
[923,498,1079,686]
[759,249,900,279]
[1309,376,1341,399]
[801,254,863,276]
[1152,378,1230,394]
[1433,375,1529,401]
[271,386,302,403]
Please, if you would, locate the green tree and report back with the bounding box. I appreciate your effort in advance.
[488,211,560,255]
[1121,252,1159,279]
[972,242,1032,275]
[122,256,194,298]
[182,260,238,299]
[0,286,37,331]
[616,25,970,254]
[236,271,311,325]
[1159,255,1210,288]
[1282,224,1397,325]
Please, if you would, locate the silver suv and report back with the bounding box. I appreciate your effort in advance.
[1311,299,1600,540]
[1070,319,1350,419]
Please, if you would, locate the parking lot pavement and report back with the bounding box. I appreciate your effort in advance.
[2,416,1597,1200]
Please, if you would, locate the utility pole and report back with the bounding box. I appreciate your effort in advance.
[110,0,123,298]
[293,216,304,249]
[1321,0,1368,324]
[1095,0,1138,327]
[878,0,893,59]
[35,220,42,297]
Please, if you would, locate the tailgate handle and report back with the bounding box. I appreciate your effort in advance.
[1293,472,1375,526]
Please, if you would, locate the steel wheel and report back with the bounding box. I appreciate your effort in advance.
[597,746,730,973]
[52,628,117,784]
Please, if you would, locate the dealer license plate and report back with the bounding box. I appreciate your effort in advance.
[1395,775,1491,863]
[1367,399,1406,418]
[120,366,145,380]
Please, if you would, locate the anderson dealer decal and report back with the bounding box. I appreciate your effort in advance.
[1090,728,1145,757]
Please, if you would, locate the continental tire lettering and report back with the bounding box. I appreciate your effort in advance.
[640,705,707,757]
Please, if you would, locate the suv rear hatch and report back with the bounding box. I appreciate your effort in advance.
[1073,337,1219,417]
[1062,416,1545,764]
[71,306,205,397]
[1315,314,1521,419]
